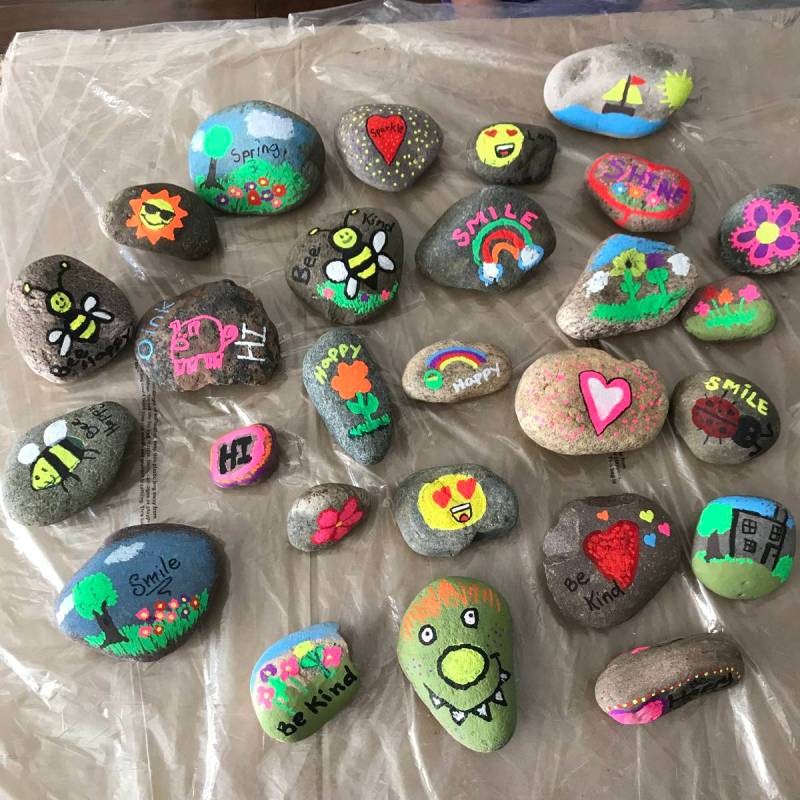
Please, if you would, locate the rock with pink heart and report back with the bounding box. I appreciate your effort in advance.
[556,234,697,340]
[392,464,518,556]
[595,633,744,726]
[335,103,442,192]
[287,483,370,552]
[543,494,680,629]
[466,121,557,185]
[514,348,668,454]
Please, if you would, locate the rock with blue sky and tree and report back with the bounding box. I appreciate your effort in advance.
[188,100,324,215]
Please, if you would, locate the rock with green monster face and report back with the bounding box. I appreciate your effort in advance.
[397,576,515,752]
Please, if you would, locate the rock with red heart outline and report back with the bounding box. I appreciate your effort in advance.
[335,103,442,192]
[467,122,557,185]
[392,464,518,556]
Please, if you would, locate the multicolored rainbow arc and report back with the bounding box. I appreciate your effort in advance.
[471,219,544,286]
[426,346,488,371]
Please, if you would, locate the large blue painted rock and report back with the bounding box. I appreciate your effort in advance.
[188,100,324,215]
[54,524,220,661]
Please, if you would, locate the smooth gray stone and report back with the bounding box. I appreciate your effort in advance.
[287,483,370,552]
[466,122,556,185]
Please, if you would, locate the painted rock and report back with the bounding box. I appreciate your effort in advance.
[285,207,402,325]
[397,576,515,752]
[302,329,393,465]
[287,483,370,552]
[134,280,280,392]
[6,255,134,383]
[692,496,794,600]
[416,187,556,292]
[188,100,324,215]
[718,184,800,275]
[595,634,744,725]
[543,494,680,629]
[209,423,278,488]
[250,622,359,742]
[402,340,511,403]
[101,183,218,260]
[556,234,697,339]
[2,402,136,526]
[681,278,776,342]
[585,153,694,232]
[392,465,518,557]
[544,42,695,139]
[515,348,668,455]
[54,523,220,661]
[465,122,557,185]
[335,104,442,192]
[671,371,779,464]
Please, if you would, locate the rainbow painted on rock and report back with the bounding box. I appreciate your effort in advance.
[426,346,488,371]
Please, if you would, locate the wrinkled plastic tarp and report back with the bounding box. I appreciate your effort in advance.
[0,3,799,799]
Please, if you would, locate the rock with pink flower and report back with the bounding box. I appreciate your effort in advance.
[250,622,359,742]
[719,184,800,275]
[287,483,370,552]
[681,277,776,342]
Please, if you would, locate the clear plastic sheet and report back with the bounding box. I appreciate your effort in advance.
[1,3,799,798]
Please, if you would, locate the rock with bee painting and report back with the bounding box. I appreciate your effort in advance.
[585,153,694,232]
[101,183,218,260]
[250,622,360,742]
[671,372,780,465]
[302,329,394,465]
[466,122,557,185]
[287,483,370,552]
[681,277,777,342]
[392,465,518,557]
[416,187,556,292]
[557,235,697,340]
[335,104,442,191]
[188,100,324,215]
[54,523,220,661]
[134,280,280,392]
[6,255,135,383]
[285,207,403,325]
[544,42,695,139]
[2,402,136,526]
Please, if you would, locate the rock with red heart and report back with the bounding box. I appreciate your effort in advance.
[466,122,557,185]
[209,423,279,488]
[556,234,697,340]
[392,464,518,557]
[287,483,370,552]
[595,633,744,726]
[335,104,442,192]
[543,494,680,628]
[585,153,694,232]
[514,348,668,455]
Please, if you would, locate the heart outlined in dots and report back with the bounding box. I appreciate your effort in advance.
[578,370,633,435]
[657,522,671,536]
[596,510,609,521]
[457,478,477,499]
[643,533,657,548]
[366,114,407,165]
[582,520,640,589]
[639,509,655,523]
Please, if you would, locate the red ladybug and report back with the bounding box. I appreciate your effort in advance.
[691,395,740,442]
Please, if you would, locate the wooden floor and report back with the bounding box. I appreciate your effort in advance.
[0,0,436,53]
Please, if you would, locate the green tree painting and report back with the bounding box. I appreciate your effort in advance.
[73,572,129,647]
[201,125,233,190]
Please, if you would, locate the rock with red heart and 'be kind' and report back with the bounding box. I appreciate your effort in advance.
[543,494,681,628]
[335,104,443,192]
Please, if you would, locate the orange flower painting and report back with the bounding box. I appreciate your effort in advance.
[127,188,188,245]
[331,360,372,400]
[717,287,735,305]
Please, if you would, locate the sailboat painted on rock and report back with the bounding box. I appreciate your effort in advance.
[601,75,645,117]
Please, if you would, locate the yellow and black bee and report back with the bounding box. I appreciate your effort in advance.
[310,209,396,300]
[17,419,98,492]
[23,260,114,357]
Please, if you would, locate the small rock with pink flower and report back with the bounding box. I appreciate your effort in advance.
[287,483,370,552]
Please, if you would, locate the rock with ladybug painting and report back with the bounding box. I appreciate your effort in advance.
[54,523,220,661]
[671,371,779,465]
[6,255,135,383]
[285,207,403,325]
[2,402,136,526]
[287,484,370,552]
[101,183,218,261]
[515,348,668,455]
[466,122,557,185]
[335,104,442,192]
[392,464,518,557]
[543,494,681,629]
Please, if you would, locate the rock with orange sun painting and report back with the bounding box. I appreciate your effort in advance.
[101,183,218,261]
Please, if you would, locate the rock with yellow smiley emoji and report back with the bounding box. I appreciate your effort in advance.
[467,122,557,185]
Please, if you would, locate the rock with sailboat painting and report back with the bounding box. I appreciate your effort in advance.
[544,43,695,139]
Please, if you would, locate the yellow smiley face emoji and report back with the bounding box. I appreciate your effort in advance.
[417,474,487,531]
[475,124,523,168]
